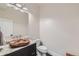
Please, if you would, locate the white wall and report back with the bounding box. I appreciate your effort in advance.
[40,4,79,55]
[25,4,40,39]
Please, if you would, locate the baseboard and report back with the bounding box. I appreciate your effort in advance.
[47,50,63,56]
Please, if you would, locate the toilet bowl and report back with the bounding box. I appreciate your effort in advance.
[37,46,48,56]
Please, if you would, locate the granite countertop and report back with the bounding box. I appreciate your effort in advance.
[0,39,38,56]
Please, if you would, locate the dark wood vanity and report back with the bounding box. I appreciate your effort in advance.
[4,43,36,56]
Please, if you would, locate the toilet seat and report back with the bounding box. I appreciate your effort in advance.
[37,46,48,53]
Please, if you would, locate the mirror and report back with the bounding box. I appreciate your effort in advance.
[0,4,28,45]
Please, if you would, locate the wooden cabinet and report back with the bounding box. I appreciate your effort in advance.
[5,43,36,56]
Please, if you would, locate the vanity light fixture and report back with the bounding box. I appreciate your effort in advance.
[6,3,28,13]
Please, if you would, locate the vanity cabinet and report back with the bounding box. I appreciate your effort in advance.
[5,43,36,56]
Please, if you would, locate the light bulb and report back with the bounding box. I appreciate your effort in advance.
[23,7,28,10]
[14,7,19,10]
[6,4,14,7]
[16,4,22,7]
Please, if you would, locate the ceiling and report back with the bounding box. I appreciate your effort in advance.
[0,3,79,8]
[0,3,79,10]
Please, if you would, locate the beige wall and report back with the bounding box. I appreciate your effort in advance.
[40,4,79,55]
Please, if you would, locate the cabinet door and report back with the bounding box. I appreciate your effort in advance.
[5,43,36,56]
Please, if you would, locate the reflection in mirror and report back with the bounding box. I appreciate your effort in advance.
[0,18,13,45]
[0,4,28,45]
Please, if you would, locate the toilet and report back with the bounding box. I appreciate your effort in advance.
[37,45,48,56]
[36,39,48,56]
